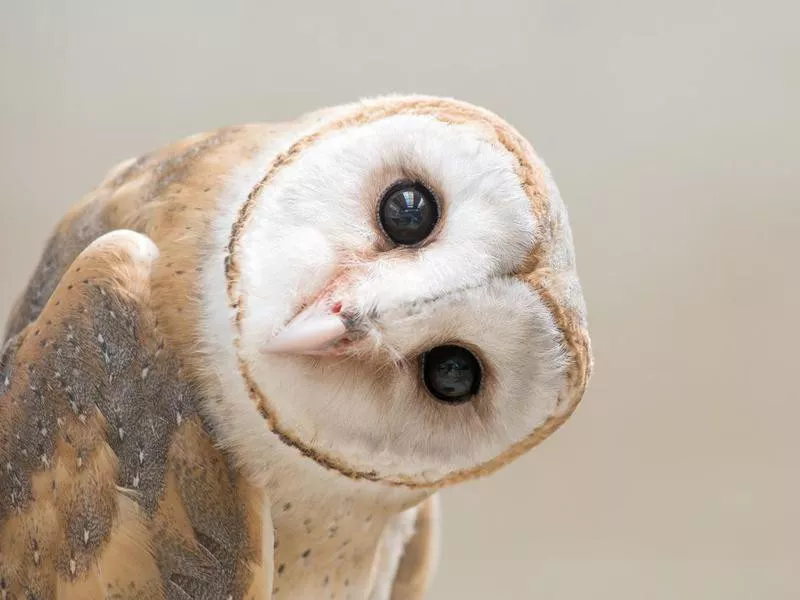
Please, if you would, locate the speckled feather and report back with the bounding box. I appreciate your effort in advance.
[0,232,265,599]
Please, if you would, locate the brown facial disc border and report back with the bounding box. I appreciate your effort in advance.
[225,98,592,489]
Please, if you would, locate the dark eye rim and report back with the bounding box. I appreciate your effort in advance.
[419,343,484,405]
[376,179,441,247]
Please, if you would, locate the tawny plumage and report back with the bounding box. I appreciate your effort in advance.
[0,95,592,599]
[1,233,266,599]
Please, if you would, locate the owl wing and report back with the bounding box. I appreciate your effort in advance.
[388,495,441,600]
[0,230,270,600]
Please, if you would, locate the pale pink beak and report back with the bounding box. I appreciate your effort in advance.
[262,301,349,355]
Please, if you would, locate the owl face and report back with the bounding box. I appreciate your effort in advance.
[205,98,584,489]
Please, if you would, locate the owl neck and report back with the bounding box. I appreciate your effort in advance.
[264,460,429,597]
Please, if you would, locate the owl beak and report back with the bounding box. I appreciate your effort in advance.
[261,302,349,355]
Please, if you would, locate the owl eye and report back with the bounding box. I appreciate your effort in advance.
[378,182,439,245]
[421,345,482,405]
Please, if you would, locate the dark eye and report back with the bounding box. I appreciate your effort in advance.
[422,345,482,405]
[378,182,439,245]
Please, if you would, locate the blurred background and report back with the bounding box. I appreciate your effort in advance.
[1,1,798,598]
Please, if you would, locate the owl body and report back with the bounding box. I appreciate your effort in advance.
[0,96,591,599]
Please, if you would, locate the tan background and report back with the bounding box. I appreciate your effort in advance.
[1,1,798,598]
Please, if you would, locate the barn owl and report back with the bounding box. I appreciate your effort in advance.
[0,95,592,599]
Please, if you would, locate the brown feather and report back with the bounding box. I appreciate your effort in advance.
[0,231,266,599]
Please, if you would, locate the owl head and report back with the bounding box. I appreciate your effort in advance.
[202,96,592,493]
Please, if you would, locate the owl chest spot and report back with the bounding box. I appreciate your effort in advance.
[270,501,388,599]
